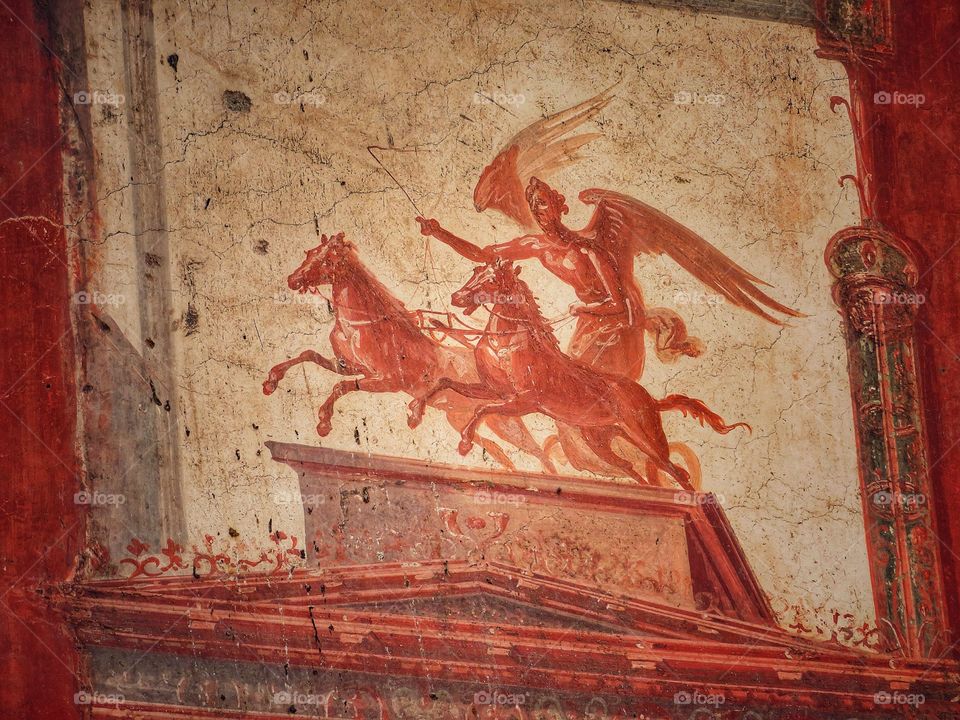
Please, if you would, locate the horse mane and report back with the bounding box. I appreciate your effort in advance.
[496,264,562,350]
[334,241,417,325]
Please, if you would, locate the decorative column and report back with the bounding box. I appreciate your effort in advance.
[814,0,951,660]
[826,225,948,657]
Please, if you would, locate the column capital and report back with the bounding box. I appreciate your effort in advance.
[826,224,918,286]
[826,225,924,337]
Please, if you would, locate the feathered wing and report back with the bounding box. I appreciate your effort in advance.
[578,189,803,325]
[473,87,616,230]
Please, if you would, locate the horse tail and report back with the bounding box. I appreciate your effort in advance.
[657,394,751,435]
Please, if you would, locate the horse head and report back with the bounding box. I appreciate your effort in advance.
[452,257,524,316]
[287,232,355,293]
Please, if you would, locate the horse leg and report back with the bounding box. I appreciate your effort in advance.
[554,423,623,476]
[578,426,647,483]
[444,409,516,471]
[264,350,360,395]
[458,394,538,457]
[316,376,397,436]
[641,442,702,490]
[643,454,693,492]
[476,438,517,470]
[617,417,694,492]
[483,415,557,474]
[407,378,498,429]
[669,441,702,490]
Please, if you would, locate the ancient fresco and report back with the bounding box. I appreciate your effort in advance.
[67,0,907,713]
[81,0,870,631]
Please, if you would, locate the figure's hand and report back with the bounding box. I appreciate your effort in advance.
[263,367,282,395]
[316,409,333,437]
[569,302,590,317]
[416,216,441,237]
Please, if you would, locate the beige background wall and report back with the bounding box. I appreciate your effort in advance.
[81,0,873,644]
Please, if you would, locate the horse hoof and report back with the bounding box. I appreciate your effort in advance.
[262,378,278,395]
[457,439,473,456]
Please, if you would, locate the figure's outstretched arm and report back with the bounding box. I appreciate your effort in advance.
[416,217,489,262]
[416,216,542,262]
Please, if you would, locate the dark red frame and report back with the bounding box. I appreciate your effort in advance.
[4,0,960,717]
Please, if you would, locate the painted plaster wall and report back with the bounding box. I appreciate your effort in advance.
[80,0,873,643]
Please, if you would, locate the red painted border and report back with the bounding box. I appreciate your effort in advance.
[0,0,84,717]
[1,0,954,713]
[869,2,960,657]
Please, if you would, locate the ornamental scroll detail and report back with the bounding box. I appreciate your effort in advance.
[826,225,948,657]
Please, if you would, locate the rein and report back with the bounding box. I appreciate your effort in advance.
[485,306,573,325]
[301,284,573,341]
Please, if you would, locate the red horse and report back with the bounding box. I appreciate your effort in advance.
[408,258,749,490]
[263,233,555,473]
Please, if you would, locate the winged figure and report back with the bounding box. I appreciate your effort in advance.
[416,88,802,382]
